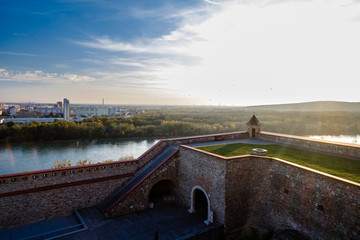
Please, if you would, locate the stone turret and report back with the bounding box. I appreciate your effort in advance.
[247,114,261,138]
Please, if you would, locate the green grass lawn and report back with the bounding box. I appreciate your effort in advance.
[197,143,360,183]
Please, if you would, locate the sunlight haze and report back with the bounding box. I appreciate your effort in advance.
[1,0,359,105]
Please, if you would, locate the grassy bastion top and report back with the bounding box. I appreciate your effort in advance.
[198,142,360,183]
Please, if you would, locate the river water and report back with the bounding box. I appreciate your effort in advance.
[1,135,359,176]
[308,135,360,145]
[0,139,159,175]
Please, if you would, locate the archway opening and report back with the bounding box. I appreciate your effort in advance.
[193,189,208,220]
[148,180,175,207]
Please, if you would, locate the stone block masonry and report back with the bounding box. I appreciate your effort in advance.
[177,147,227,224]
[108,153,179,217]
[0,159,137,230]
[182,145,360,239]
[243,155,360,240]
[1,129,359,240]
[0,132,247,230]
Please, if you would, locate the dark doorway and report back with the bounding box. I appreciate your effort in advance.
[148,180,175,206]
[252,128,256,138]
[194,189,208,220]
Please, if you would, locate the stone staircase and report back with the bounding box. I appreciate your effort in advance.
[98,144,179,214]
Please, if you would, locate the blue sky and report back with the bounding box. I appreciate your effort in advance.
[1,0,360,106]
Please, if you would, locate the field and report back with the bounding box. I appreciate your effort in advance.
[198,143,360,183]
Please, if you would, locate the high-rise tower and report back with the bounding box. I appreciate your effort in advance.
[63,98,70,120]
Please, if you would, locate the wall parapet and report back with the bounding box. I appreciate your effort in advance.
[181,144,360,187]
[0,132,248,196]
[136,140,168,170]
[258,131,360,160]
[0,160,138,195]
[169,131,249,145]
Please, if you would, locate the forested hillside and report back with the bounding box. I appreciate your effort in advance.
[1,106,360,142]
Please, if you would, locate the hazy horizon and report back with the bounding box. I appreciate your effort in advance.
[1,100,360,108]
[1,0,360,106]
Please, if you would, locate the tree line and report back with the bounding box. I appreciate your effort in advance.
[1,106,360,142]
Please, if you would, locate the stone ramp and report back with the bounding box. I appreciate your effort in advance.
[0,209,87,240]
[98,144,179,213]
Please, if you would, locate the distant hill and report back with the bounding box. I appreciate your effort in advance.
[244,101,360,112]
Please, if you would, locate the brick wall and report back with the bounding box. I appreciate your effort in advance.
[0,157,138,229]
[3,130,359,239]
[180,146,360,239]
[0,132,247,230]
[177,146,227,224]
[169,131,249,145]
[225,155,360,239]
[108,153,179,217]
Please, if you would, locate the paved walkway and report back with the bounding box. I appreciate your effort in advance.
[0,211,86,240]
[185,138,273,148]
[61,204,221,240]
[1,204,221,240]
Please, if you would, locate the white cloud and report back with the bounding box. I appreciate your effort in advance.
[75,30,198,55]
[0,51,37,57]
[203,0,221,5]
[74,0,360,105]
[0,69,95,84]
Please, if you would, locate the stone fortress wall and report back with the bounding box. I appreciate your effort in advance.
[181,145,360,239]
[0,132,248,230]
[0,139,170,230]
[175,121,360,239]
[0,157,136,230]
[0,127,359,240]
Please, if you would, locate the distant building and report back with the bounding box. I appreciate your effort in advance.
[56,101,62,108]
[63,98,70,121]
[15,110,42,118]
[2,118,62,124]
[9,106,20,116]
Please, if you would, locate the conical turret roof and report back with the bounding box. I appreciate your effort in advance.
[247,114,260,126]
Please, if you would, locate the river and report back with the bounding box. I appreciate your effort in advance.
[0,139,159,175]
[308,135,360,145]
[1,135,359,176]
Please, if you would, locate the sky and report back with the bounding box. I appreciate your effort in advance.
[1,0,360,106]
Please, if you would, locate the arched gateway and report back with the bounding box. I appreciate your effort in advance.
[148,179,176,206]
[188,185,212,225]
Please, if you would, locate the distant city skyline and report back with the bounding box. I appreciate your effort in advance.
[1,0,360,106]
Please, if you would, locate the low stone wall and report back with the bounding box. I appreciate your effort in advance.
[0,159,138,230]
[0,160,138,195]
[136,139,168,169]
[169,131,249,145]
[258,131,360,160]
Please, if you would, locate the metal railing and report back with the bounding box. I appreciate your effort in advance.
[98,144,179,213]
[20,209,87,240]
